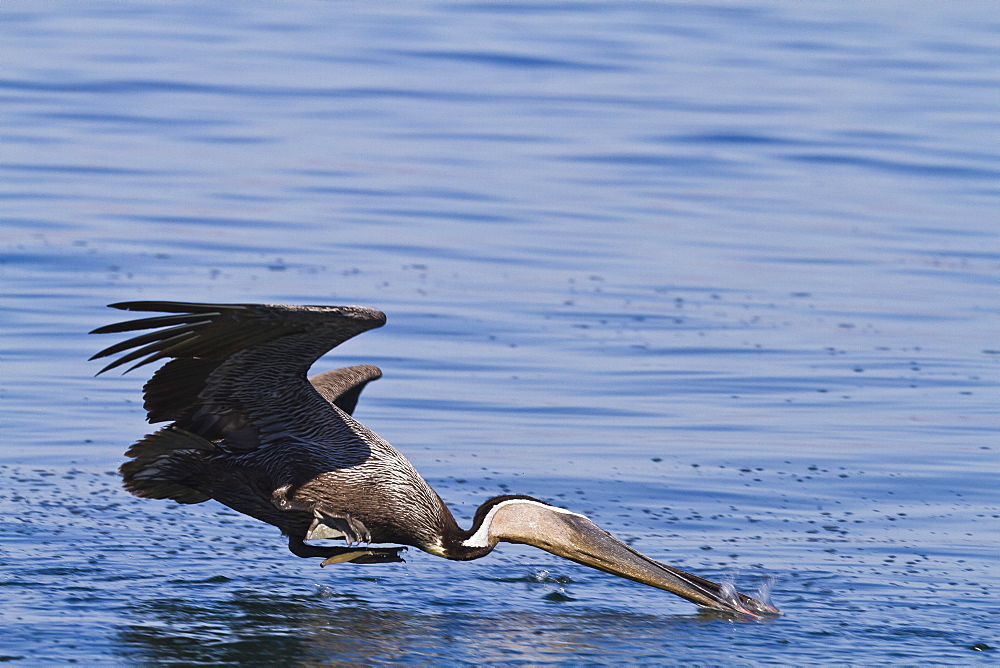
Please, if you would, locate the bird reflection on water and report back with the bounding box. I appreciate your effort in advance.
[115,586,774,665]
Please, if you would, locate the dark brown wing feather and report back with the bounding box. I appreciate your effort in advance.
[308,364,382,416]
[90,301,386,446]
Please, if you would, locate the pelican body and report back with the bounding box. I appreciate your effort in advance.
[92,301,778,617]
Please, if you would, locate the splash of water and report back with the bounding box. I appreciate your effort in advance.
[755,576,777,610]
[717,574,780,618]
[717,580,742,610]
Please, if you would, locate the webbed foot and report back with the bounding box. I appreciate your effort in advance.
[306,507,371,545]
[287,535,406,565]
[320,546,407,566]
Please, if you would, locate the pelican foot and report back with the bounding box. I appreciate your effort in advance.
[321,546,407,566]
[306,507,372,545]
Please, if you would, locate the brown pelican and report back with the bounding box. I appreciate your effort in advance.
[91,301,779,617]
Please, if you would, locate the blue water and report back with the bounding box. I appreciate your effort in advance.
[3,1,998,664]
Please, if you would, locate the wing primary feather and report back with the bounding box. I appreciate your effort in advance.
[129,331,224,372]
[90,313,218,335]
[122,350,179,375]
[97,332,201,375]
[90,321,214,360]
[108,301,250,314]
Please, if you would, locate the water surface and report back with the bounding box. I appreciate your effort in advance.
[3,2,998,664]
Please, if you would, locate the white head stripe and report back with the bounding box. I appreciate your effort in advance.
[461,499,584,548]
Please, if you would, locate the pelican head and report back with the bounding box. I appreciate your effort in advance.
[447,496,778,617]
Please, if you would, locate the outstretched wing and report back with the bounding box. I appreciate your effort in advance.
[309,364,382,416]
[90,301,385,448]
